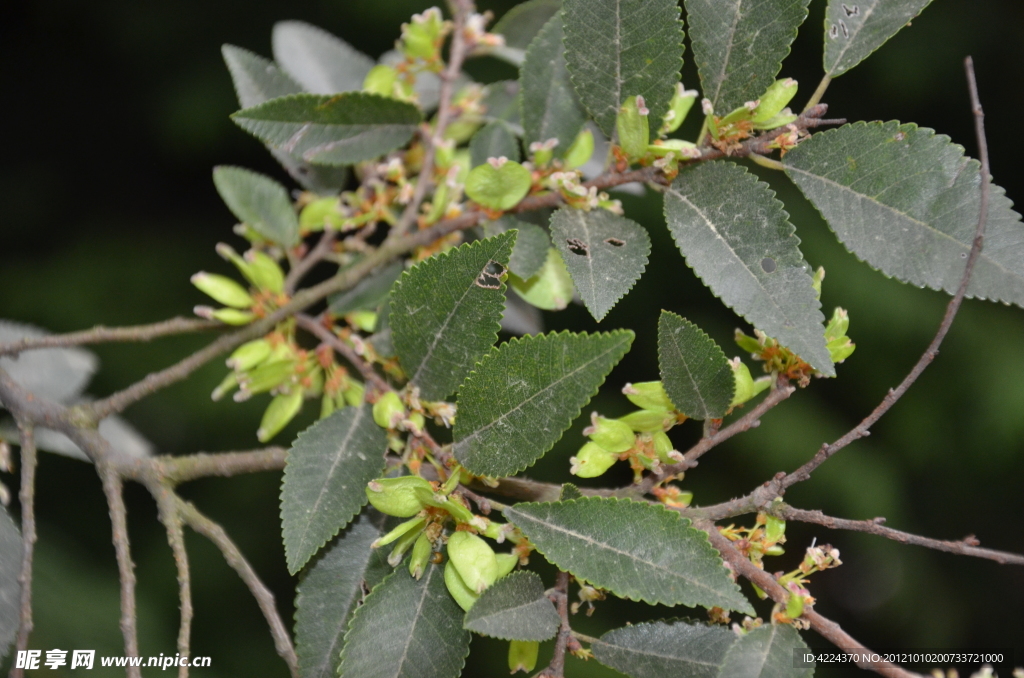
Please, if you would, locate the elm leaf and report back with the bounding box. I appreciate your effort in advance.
[658,311,734,420]
[483,217,550,279]
[470,120,521,168]
[272,21,374,94]
[717,623,814,678]
[213,165,300,246]
[520,15,586,154]
[592,619,737,678]
[823,0,934,77]
[463,571,561,641]
[0,505,21,662]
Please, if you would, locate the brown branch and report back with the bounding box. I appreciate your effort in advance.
[156,448,288,485]
[295,314,390,394]
[0,317,221,357]
[284,230,337,295]
[99,466,141,677]
[701,522,922,678]
[778,58,991,493]
[12,424,38,675]
[779,507,1024,566]
[537,570,572,678]
[175,496,299,678]
[151,484,193,677]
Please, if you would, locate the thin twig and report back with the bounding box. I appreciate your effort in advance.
[803,74,833,112]
[176,496,299,678]
[151,483,193,677]
[701,522,922,678]
[156,448,288,485]
[0,317,221,357]
[13,424,38,675]
[284,230,337,295]
[779,57,990,492]
[778,507,1024,566]
[537,570,571,678]
[295,314,390,394]
[99,466,142,677]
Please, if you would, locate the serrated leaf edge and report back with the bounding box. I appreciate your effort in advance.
[657,311,735,419]
[462,570,559,641]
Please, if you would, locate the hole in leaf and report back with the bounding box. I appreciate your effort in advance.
[839,20,849,38]
[604,238,626,247]
[842,3,860,16]
[829,24,840,39]
[566,238,589,256]
[961,252,968,259]
[761,257,777,273]
[475,260,506,289]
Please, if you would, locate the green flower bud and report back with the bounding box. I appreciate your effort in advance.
[211,372,238,401]
[651,431,679,464]
[734,329,763,356]
[786,589,804,619]
[562,128,595,170]
[447,531,499,594]
[408,532,433,579]
[765,545,785,556]
[825,307,849,342]
[365,476,433,518]
[299,197,345,232]
[388,521,426,567]
[194,306,256,326]
[646,138,700,158]
[811,266,825,299]
[243,250,285,293]
[618,409,675,433]
[753,110,798,130]
[529,139,557,168]
[346,310,378,333]
[191,272,254,309]
[495,552,518,580]
[718,101,758,126]
[508,640,539,674]
[238,359,295,396]
[729,359,757,407]
[363,64,399,98]
[373,516,427,550]
[257,389,304,442]
[616,95,650,160]
[401,8,445,60]
[227,339,273,371]
[584,414,635,454]
[444,559,479,611]
[570,441,618,478]
[373,391,406,429]
[215,243,260,286]
[465,158,532,212]
[660,83,699,134]
[752,78,798,124]
[344,380,365,407]
[764,515,786,545]
[622,381,674,411]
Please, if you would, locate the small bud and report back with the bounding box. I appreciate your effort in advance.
[734,329,763,356]
[257,389,304,442]
[764,514,786,545]
[529,139,558,168]
[299,196,346,232]
[508,640,539,674]
[785,583,805,619]
[227,339,273,371]
[495,552,518,580]
[618,409,676,433]
[570,441,619,478]
[400,8,446,60]
[646,138,699,158]
[444,559,480,611]
[701,98,714,116]
[765,545,785,556]
[752,78,798,124]
[661,83,699,134]
[408,532,433,579]
[373,391,406,429]
[373,516,427,550]
[238,359,295,396]
[388,522,426,567]
[447,531,499,594]
[191,272,254,309]
[616,95,650,160]
[365,476,433,518]
[363,64,399,98]
[622,381,674,411]
[319,392,336,419]
[562,128,595,170]
[243,250,286,293]
[346,310,378,333]
[194,306,256,325]
[211,372,238,401]
[584,413,635,453]
[651,430,677,464]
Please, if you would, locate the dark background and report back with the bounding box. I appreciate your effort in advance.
[1,0,1022,676]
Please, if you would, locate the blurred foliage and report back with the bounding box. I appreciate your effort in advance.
[1,0,1022,676]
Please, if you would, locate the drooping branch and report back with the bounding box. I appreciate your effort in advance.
[701,522,922,678]
[0,317,221,357]
[175,496,299,678]
[99,466,142,677]
[151,483,194,677]
[13,423,38,672]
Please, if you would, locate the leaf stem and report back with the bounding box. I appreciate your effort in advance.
[803,73,832,111]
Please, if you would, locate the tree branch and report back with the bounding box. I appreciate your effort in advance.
[13,424,38,674]
[151,483,193,677]
[156,448,288,485]
[701,522,922,678]
[284,230,336,295]
[99,466,141,677]
[0,317,221,357]
[778,506,1024,566]
[175,496,299,678]
[778,58,991,492]
[294,314,390,394]
[537,570,571,678]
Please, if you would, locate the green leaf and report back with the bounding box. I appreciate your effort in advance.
[0,320,97,405]
[495,0,562,50]
[509,248,575,311]
[0,504,22,662]
[550,207,651,322]
[232,92,421,166]
[563,0,684,139]
[823,0,934,77]
[685,0,811,113]
[272,21,374,94]
[280,406,387,574]
[328,261,404,316]
[470,121,521,168]
[213,166,300,247]
[339,566,470,678]
[718,623,814,678]
[465,160,533,211]
[520,15,586,155]
[664,161,832,376]
[784,122,1024,307]
[222,44,302,109]
[463,571,561,641]
[559,483,584,501]
[295,512,390,678]
[592,619,737,678]
[483,217,551,279]
[454,331,634,477]
[504,498,752,611]
[658,312,734,420]
[390,233,516,401]
[482,81,524,131]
